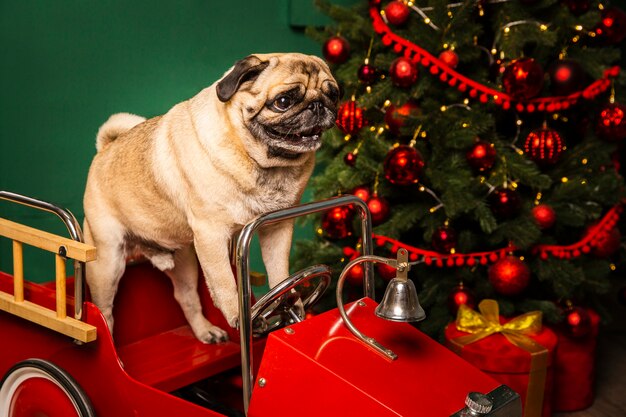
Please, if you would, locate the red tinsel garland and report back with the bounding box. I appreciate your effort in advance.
[370,203,623,267]
[368,3,620,113]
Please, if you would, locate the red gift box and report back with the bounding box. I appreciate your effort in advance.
[551,308,600,411]
[445,300,558,417]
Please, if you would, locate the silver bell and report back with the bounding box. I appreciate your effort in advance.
[375,277,426,322]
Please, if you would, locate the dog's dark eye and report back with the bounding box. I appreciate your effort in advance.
[327,85,340,104]
[273,95,294,111]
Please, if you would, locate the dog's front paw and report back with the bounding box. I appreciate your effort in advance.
[197,324,229,344]
[190,318,229,343]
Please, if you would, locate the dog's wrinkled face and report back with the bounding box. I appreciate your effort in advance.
[217,53,340,159]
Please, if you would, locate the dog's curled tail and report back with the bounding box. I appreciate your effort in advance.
[96,113,146,152]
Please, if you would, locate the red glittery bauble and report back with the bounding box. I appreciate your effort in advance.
[532,204,556,229]
[344,152,357,166]
[488,188,522,219]
[488,256,531,296]
[352,185,371,203]
[548,59,587,96]
[431,226,458,253]
[447,284,476,315]
[561,0,591,16]
[563,306,592,338]
[390,57,418,88]
[358,63,378,84]
[592,227,621,258]
[594,7,626,45]
[438,50,459,69]
[597,102,626,142]
[384,101,421,134]
[384,0,411,26]
[524,127,565,165]
[321,207,353,240]
[466,140,497,172]
[502,58,544,100]
[323,36,350,64]
[368,195,390,225]
[336,100,365,135]
[383,145,425,185]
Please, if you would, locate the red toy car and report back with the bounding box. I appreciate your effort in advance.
[0,191,521,417]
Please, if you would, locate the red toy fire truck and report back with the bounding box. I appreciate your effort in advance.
[0,190,521,417]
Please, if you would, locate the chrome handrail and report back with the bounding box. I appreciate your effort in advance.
[236,195,374,415]
[0,191,86,321]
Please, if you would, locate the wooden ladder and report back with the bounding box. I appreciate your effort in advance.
[0,218,97,342]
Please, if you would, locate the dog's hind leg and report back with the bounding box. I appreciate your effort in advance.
[84,219,126,334]
[165,245,229,343]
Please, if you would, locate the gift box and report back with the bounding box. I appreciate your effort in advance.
[551,308,600,412]
[445,300,558,417]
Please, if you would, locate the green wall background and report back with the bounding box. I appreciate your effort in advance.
[0,0,326,281]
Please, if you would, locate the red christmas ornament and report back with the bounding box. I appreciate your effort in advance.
[548,59,587,96]
[488,256,531,296]
[346,263,364,285]
[384,0,411,26]
[368,195,390,225]
[431,226,458,253]
[321,207,353,240]
[358,63,378,84]
[390,57,418,88]
[502,58,544,100]
[592,227,621,258]
[532,204,556,229]
[447,283,476,315]
[323,36,350,64]
[594,7,626,45]
[336,99,365,135]
[488,188,522,219]
[561,0,591,16]
[344,152,357,166]
[383,145,425,185]
[524,127,565,165]
[563,306,592,338]
[596,102,626,142]
[438,50,459,69]
[352,185,371,203]
[466,140,496,172]
[384,101,421,134]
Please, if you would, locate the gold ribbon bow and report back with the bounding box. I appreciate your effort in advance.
[450,300,548,417]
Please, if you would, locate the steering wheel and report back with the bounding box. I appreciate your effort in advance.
[251,264,331,336]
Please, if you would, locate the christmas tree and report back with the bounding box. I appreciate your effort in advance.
[295,0,626,337]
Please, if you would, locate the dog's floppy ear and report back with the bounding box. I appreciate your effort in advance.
[216,55,270,102]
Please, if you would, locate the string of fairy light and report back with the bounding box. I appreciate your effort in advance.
[380,0,608,53]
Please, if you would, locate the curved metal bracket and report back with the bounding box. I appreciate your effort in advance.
[336,254,400,361]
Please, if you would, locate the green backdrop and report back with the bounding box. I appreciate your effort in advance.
[0,0,331,281]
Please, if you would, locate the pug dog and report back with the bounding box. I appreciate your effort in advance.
[83,53,339,343]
